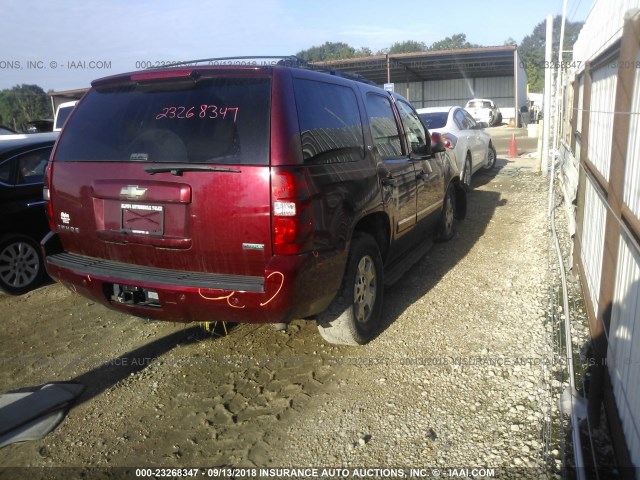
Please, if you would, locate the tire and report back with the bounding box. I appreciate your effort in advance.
[436,183,456,242]
[484,142,497,170]
[317,233,383,345]
[462,155,472,191]
[0,235,45,295]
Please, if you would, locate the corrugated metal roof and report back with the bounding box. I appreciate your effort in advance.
[313,46,518,84]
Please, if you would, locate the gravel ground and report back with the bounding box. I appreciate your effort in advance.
[0,166,566,479]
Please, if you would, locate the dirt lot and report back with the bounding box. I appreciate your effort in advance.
[0,162,561,478]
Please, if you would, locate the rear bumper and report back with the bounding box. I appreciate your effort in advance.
[42,232,345,324]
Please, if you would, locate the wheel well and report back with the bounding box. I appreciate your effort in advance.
[353,212,390,262]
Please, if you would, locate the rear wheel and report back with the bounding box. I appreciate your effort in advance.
[462,155,472,190]
[484,142,497,170]
[436,184,457,242]
[317,233,383,345]
[0,235,45,295]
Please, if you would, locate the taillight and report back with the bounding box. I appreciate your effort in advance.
[43,161,56,231]
[441,133,458,149]
[271,169,314,255]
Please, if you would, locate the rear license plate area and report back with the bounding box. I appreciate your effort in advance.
[120,203,164,235]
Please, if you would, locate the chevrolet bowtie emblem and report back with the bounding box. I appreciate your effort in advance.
[120,185,148,200]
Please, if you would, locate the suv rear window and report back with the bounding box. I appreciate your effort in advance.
[54,77,271,165]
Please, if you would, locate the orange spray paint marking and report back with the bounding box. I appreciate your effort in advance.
[198,289,245,309]
[260,271,284,306]
[198,289,235,301]
[227,297,246,309]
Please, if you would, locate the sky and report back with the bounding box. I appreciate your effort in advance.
[0,0,594,92]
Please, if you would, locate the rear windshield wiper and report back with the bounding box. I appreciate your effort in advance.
[144,164,241,176]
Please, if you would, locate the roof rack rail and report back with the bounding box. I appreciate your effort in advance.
[150,55,378,87]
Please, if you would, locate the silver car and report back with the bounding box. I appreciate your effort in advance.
[418,106,496,190]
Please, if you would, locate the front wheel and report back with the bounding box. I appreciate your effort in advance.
[0,235,45,295]
[484,142,497,170]
[317,233,383,345]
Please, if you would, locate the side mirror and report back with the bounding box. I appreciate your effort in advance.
[430,132,446,154]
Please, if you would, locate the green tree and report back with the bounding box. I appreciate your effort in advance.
[519,16,583,92]
[354,46,373,57]
[503,37,518,46]
[0,84,50,131]
[296,42,358,62]
[429,33,478,51]
[386,40,427,54]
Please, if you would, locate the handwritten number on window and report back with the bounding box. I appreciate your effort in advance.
[157,105,237,122]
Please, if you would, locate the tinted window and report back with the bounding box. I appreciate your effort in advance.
[397,100,429,155]
[0,159,12,183]
[366,94,403,159]
[419,112,448,129]
[0,147,52,185]
[54,77,271,165]
[454,109,467,130]
[293,79,364,164]
[16,147,52,184]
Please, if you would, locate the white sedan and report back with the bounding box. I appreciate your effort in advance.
[418,106,496,189]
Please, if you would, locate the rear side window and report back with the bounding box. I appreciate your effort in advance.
[16,148,52,184]
[366,94,403,159]
[0,160,11,183]
[454,109,467,130]
[54,77,271,165]
[0,147,52,185]
[419,112,448,129]
[293,79,364,164]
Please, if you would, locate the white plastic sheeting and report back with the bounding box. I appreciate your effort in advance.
[624,49,640,220]
[581,178,607,315]
[608,231,640,471]
[587,64,618,182]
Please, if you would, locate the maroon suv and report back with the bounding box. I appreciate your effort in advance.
[43,59,465,345]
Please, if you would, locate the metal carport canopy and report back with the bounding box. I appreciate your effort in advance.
[312,45,518,85]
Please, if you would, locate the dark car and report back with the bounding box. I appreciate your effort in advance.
[43,58,466,345]
[0,132,58,294]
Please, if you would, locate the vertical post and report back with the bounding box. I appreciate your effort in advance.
[514,49,519,128]
[386,54,390,85]
[549,0,569,213]
[542,15,553,177]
